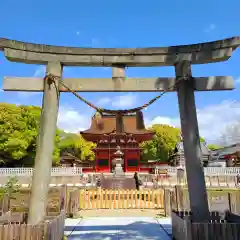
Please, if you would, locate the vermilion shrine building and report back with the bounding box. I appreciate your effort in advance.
[80,111,156,173]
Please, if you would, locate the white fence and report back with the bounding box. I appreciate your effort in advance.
[0,167,240,177]
[0,167,83,176]
[155,166,240,176]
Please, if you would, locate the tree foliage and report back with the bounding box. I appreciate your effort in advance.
[140,124,181,162]
[3,177,20,200]
[59,132,96,161]
[0,103,61,166]
[0,177,21,211]
[0,102,213,167]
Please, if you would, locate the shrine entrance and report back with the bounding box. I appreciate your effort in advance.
[1,37,239,224]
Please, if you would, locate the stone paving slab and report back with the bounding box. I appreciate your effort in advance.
[65,217,172,240]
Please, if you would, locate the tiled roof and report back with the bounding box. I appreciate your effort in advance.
[212,143,240,156]
[81,111,153,135]
[176,142,211,155]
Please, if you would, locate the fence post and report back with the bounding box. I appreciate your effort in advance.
[67,192,72,218]
[229,192,239,214]
[164,189,172,217]
[177,168,185,185]
[228,193,232,213]
[1,195,10,213]
[175,185,184,211]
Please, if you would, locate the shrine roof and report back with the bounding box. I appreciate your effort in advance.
[80,111,154,136]
[212,143,240,156]
[60,154,93,164]
[176,141,211,156]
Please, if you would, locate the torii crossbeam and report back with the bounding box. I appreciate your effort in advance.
[2,76,234,92]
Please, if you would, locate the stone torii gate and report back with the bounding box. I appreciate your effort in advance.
[1,37,240,224]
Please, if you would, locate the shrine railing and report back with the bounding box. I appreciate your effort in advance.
[0,166,239,177]
[0,167,83,176]
[155,166,240,176]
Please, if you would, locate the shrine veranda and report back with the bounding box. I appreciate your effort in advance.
[1,37,240,224]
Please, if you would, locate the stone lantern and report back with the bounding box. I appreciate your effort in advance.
[112,146,124,175]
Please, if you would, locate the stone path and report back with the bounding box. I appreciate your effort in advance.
[65,217,172,240]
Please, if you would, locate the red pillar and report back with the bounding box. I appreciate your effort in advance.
[95,150,99,172]
[108,148,111,173]
[124,149,128,172]
[137,148,141,172]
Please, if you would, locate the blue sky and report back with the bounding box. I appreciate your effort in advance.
[0,0,240,144]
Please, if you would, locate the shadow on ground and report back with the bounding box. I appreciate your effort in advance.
[65,221,172,240]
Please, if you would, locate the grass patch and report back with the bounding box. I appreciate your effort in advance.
[0,187,63,214]
[181,187,239,193]
[207,188,240,192]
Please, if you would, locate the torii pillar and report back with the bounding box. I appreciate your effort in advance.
[28,62,62,224]
[113,65,125,133]
[175,61,210,221]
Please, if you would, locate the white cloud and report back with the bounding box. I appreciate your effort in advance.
[34,65,46,77]
[57,94,135,133]
[146,116,179,127]
[197,100,240,143]
[57,106,90,133]
[97,97,111,105]
[204,23,216,33]
[56,99,240,145]
[97,93,137,108]
[145,100,240,144]
[112,94,137,108]
[235,77,240,84]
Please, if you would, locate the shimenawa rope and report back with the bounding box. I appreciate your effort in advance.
[44,74,191,115]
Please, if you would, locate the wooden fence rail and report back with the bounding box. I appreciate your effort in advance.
[170,187,240,239]
[170,186,240,215]
[172,210,240,240]
[43,212,65,240]
[67,188,165,217]
[79,189,164,210]
[0,211,65,240]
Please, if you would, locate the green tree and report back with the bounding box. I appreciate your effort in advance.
[141,124,207,163]
[0,103,61,166]
[59,133,96,161]
[1,177,20,211]
[141,124,181,163]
